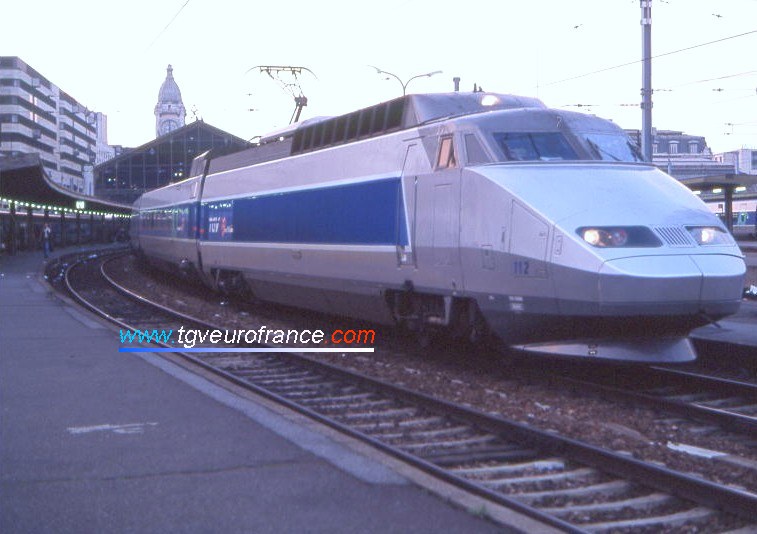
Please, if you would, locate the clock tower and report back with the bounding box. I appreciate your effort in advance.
[154,64,186,137]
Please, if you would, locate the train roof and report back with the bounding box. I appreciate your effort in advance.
[258,116,333,144]
[289,92,546,155]
[403,92,546,125]
[200,92,549,176]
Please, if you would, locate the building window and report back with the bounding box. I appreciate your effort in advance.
[669,141,678,154]
[689,141,698,154]
[653,143,658,154]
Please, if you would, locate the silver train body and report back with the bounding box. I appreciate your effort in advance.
[131,92,746,362]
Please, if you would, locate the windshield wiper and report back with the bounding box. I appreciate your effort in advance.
[586,139,621,161]
[627,141,645,162]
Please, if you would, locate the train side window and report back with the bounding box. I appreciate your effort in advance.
[464,133,490,164]
[437,136,457,169]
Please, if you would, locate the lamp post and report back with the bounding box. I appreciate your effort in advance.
[370,67,442,96]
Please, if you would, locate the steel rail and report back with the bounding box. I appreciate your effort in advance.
[553,366,757,435]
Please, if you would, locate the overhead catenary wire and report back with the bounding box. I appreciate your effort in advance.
[665,69,757,89]
[146,0,191,51]
[541,28,757,88]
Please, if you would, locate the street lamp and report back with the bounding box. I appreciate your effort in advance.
[370,66,442,96]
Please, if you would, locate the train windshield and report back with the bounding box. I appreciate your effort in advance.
[493,132,579,161]
[578,132,644,162]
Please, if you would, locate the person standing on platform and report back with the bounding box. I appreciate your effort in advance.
[42,223,52,259]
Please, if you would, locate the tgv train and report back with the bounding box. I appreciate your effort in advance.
[131,92,746,362]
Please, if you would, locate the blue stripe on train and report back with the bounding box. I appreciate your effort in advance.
[203,177,409,246]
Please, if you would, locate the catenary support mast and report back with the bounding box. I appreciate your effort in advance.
[641,0,653,161]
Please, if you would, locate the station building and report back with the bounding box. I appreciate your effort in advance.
[0,60,250,253]
[625,128,735,180]
[93,121,250,205]
[715,147,757,177]
[93,65,250,205]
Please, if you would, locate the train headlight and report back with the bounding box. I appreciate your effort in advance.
[686,226,732,246]
[577,226,661,248]
[582,228,602,246]
[700,228,717,243]
[609,229,628,246]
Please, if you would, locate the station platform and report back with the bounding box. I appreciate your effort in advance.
[1,248,531,533]
[690,301,757,349]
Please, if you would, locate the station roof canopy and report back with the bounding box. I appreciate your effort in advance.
[0,153,130,215]
[677,173,757,190]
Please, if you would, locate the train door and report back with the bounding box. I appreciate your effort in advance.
[413,135,464,292]
[190,151,212,277]
[399,142,425,268]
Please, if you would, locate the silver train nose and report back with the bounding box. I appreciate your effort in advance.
[598,253,745,315]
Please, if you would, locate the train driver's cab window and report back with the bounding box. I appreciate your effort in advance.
[580,132,644,162]
[464,133,490,164]
[493,132,578,161]
[437,135,457,169]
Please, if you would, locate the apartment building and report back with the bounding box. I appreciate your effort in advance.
[0,56,109,195]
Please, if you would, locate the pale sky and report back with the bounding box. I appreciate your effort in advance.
[2,0,756,153]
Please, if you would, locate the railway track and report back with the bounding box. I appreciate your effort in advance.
[47,249,757,532]
[551,364,757,437]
